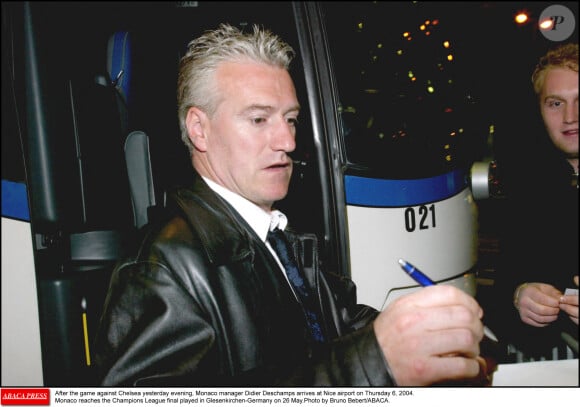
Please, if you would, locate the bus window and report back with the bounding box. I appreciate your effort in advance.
[321,1,487,180]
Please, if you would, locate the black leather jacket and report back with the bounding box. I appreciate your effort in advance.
[94,176,393,386]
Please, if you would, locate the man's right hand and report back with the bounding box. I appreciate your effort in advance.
[373,285,484,386]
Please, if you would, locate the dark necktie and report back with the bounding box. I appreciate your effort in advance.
[267,228,325,342]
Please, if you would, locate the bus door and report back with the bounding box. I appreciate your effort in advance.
[294,2,484,309]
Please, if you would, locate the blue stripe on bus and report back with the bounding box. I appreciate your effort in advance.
[2,179,30,221]
[110,31,131,102]
[345,169,467,207]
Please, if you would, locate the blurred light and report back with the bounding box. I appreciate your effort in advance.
[445,155,452,162]
[427,86,434,93]
[397,49,403,55]
[403,31,410,38]
[377,43,383,49]
[425,31,431,36]
[447,54,453,61]
[539,18,554,30]
[357,22,364,30]
[444,144,450,149]
[420,24,426,30]
[443,41,450,48]
[425,20,431,25]
[408,71,414,78]
[515,12,529,24]
[444,107,453,113]
[432,19,439,25]
[450,131,456,136]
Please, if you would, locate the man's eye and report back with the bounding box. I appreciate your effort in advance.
[287,117,299,126]
[252,117,266,124]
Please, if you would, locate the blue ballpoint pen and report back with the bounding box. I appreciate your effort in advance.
[398,258,498,342]
[398,258,435,286]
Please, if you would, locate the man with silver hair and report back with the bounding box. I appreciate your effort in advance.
[95,23,486,386]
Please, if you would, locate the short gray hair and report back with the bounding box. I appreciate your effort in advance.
[177,23,296,153]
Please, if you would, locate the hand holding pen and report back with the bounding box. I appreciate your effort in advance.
[398,259,498,342]
[372,270,490,385]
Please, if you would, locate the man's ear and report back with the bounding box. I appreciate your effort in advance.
[185,107,208,152]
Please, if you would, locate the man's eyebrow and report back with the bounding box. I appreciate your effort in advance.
[241,104,301,114]
[243,104,272,112]
[285,105,301,115]
[543,94,566,102]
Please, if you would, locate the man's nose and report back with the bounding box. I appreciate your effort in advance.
[564,101,578,123]
[272,119,296,152]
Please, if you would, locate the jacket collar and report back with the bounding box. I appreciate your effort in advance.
[170,176,257,265]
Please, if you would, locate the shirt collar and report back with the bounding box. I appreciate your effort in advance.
[202,176,288,242]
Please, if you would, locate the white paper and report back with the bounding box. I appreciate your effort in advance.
[492,359,579,386]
